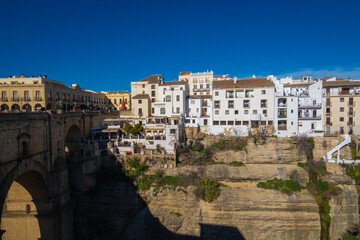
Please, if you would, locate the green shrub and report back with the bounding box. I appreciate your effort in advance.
[343,165,360,184]
[192,141,205,152]
[194,178,220,203]
[214,140,227,150]
[256,177,304,195]
[229,161,245,167]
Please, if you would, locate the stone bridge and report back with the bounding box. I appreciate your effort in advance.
[0,112,105,239]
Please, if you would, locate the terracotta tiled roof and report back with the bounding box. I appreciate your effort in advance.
[323,80,360,87]
[283,83,311,88]
[214,74,230,78]
[132,94,150,99]
[104,90,130,94]
[213,78,274,89]
[179,72,192,76]
[138,74,163,84]
[162,81,186,86]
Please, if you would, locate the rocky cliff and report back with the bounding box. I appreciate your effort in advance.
[73,137,359,240]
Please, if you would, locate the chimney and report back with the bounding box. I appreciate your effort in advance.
[21,74,25,78]
[43,75,47,78]
[233,76,238,83]
[252,75,256,78]
[8,76,11,78]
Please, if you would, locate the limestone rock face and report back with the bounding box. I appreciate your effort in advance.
[73,138,358,240]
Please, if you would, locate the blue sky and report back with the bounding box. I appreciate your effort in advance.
[1,0,360,91]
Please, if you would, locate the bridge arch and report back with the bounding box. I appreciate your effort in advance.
[0,170,52,239]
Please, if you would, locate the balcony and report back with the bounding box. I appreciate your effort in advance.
[11,98,19,102]
[24,97,31,101]
[1,98,8,102]
[200,114,210,118]
[261,104,267,108]
[214,105,220,109]
[347,121,355,126]
[298,115,321,120]
[278,124,287,131]
[348,102,355,107]
[278,114,287,118]
[326,122,333,126]
[348,111,355,116]
[243,104,250,108]
[298,103,322,109]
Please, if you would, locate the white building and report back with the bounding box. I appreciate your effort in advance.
[153,81,188,118]
[272,75,324,137]
[185,95,212,133]
[179,71,213,96]
[211,77,275,136]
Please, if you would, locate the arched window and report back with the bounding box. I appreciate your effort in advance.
[22,141,28,156]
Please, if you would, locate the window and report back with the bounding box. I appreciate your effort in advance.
[142,84,145,88]
[204,119,208,125]
[291,110,294,113]
[192,119,195,123]
[220,121,226,125]
[225,110,229,115]
[191,100,195,104]
[152,98,155,102]
[243,121,249,125]
[176,95,180,101]
[253,110,257,114]
[138,100,142,104]
[200,84,203,89]
[2,91,6,100]
[215,92,219,96]
[176,107,180,114]
[340,117,344,121]
[261,121,266,125]
[340,98,344,102]
[215,110,219,115]
[263,110,267,114]
[24,91,29,99]
[151,85,155,89]
[213,121,219,125]
[268,121,273,125]
[166,95,171,102]
[152,108,154,114]
[244,110,249,114]
[160,108,165,114]
[340,107,344,112]
[170,129,176,134]
[13,91,18,100]
[56,92,60,100]
[194,85,197,89]
[114,99,117,104]
[243,100,250,108]
[196,108,199,113]
[235,121,241,125]
[260,100,267,108]
[206,84,210,89]
[228,121,234,125]
[138,108,143,115]
[261,90,266,95]
[125,99,127,104]
[228,100,234,108]
[235,110,239,114]
[214,101,220,108]
[152,91,155,97]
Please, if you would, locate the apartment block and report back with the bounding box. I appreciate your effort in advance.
[102,90,131,111]
[211,77,275,136]
[323,78,360,135]
[0,75,108,112]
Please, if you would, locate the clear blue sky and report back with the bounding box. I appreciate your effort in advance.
[1,0,360,91]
